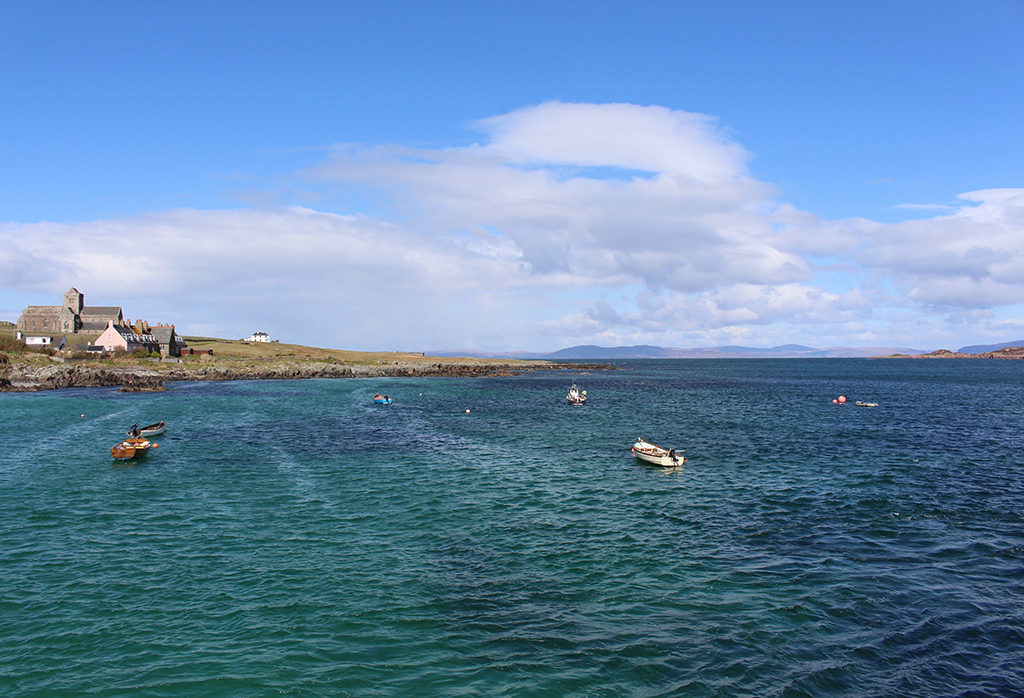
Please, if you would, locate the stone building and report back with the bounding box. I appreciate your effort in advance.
[151,324,186,357]
[17,288,186,357]
[17,288,123,335]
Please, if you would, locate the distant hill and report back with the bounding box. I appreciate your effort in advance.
[956,340,1024,354]
[428,343,929,359]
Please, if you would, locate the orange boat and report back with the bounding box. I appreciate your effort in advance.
[111,436,152,461]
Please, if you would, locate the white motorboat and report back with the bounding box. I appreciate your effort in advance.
[631,437,685,467]
[567,381,587,405]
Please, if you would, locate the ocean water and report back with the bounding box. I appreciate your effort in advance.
[1,359,1022,697]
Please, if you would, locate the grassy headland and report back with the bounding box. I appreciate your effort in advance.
[0,328,607,392]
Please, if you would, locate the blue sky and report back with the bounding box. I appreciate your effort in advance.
[2,1,1023,352]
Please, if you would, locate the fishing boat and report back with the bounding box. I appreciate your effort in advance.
[372,393,393,404]
[566,380,587,405]
[111,436,152,461]
[631,437,685,467]
[129,421,166,437]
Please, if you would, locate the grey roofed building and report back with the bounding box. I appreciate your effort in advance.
[151,325,187,357]
[79,307,126,332]
[17,288,122,335]
[19,334,67,350]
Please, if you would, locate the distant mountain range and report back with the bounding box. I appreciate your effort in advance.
[429,343,930,360]
[429,340,1024,360]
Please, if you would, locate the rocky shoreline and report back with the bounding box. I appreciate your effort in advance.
[0,359,612,393]
[874,346,1024,360]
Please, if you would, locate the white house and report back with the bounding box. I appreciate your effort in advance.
[18,334,67,350]
[248,331,270,343]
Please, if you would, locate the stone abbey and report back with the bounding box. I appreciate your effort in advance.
[16,288,123,335]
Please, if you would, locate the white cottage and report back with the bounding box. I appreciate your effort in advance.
[17,334,67,350]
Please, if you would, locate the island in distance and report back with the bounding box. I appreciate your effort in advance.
[427,341,1024,360]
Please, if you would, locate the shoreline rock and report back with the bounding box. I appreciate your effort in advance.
[873,346,1024,360]
[0,360,613,393]
[117,375,168,392]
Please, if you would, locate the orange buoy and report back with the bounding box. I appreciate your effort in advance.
[838,395,847,404]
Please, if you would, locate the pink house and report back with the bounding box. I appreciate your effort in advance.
[96,320,161,354]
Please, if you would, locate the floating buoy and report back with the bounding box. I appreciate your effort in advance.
[80,414,85,418]
[465,409,471,414]
[832,399,838,404]
[152,443,159,448]
[838,395,847,404]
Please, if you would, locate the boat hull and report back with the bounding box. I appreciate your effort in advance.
[111,437,152,461]
[632,439,685,467]
[136,421,166,437]
[566,382,587,405]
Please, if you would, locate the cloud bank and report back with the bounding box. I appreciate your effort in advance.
[3,102,1023,351]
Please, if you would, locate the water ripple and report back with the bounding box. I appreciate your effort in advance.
[2,362,1023,696]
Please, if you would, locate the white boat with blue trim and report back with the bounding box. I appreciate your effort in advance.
[632,438,685,467]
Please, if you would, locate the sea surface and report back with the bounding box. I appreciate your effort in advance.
[2,359,1023,697]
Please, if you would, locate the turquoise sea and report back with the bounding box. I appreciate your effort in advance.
[2,359,1023,697]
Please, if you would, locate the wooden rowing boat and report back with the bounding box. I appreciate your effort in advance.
[130,421,166,437]
[111,436,152,461]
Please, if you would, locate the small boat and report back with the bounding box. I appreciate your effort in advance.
[632,437,685,467]
[111,436,152,461]
[567,380,587,405]
[372,393,393,405]
[855,401,878,407]
[129,421,166,437]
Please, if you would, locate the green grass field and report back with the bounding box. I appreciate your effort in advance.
[1,322,532,369]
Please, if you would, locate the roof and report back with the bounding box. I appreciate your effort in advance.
[80,306,122,316]
[151,327,179,344]
[19,306,63,316]
[113,325,157,343]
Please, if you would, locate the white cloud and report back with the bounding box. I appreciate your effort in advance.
[309,102,800,294]
[854,188,1024,310]
[3,103,1023,351]
[474,101,750,181]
